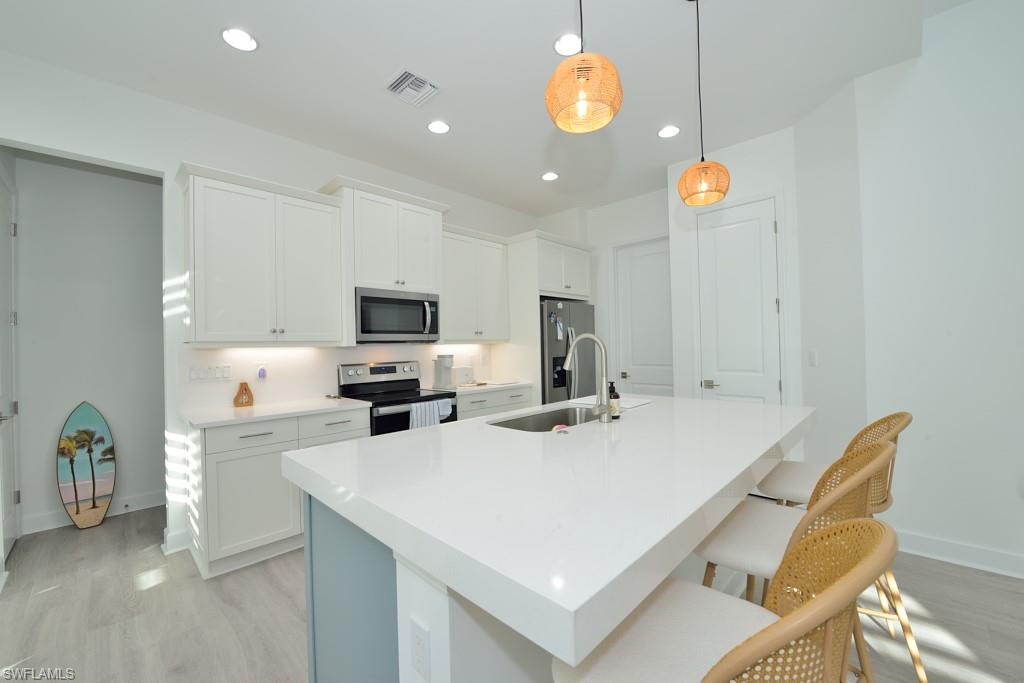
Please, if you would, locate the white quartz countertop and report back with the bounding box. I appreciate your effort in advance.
[452,381,531,394]
[282,396,814,665]
[183,396,369,429]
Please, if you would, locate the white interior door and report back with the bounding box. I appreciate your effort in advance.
[615,238,674,395]
[0,172,16,560]
[697,199,781,403]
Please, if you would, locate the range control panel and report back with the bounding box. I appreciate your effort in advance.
[338,361,420,385]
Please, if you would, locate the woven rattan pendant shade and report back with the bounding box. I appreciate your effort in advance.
[545,53,623,134]
[678,160,730,206]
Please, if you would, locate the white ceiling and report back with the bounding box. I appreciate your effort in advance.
[0,1,925,215]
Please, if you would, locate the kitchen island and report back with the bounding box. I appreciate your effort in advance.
[282,396,814,683]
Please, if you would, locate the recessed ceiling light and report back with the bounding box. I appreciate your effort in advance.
[541,171,559,182]
[553,33,582,57]
[658,125,681,139]
[427,120,451,135]
[222,28,258,52]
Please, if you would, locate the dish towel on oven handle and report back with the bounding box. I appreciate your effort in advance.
[410,400,446,429]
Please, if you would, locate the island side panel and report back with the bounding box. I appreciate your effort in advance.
[306,494,399,683]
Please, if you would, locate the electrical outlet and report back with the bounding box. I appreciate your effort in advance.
[410,618,430,681]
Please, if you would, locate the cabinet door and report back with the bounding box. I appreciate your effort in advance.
[475,240,509,340]
[276,196,342,342]
[205,441,302,560]
[562,246,591,297]
[192,177,277,342]
[397,202,441,292]
[353,191,399,289]
[442,234,479,340]
[537,240,565,293]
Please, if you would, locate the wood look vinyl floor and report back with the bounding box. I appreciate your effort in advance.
[1,507,1021,683]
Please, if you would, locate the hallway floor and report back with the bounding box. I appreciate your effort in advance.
[0,507,1019,682]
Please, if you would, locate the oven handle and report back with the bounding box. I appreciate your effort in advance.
[423,301,432,334]
[372,397,457,417]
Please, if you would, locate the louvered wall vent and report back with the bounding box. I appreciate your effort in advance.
[386,71,440,107]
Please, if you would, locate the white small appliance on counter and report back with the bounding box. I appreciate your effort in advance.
[433,354,455,389]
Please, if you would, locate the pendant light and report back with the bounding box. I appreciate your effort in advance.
[545,0,623,134]
[678,0,730,206]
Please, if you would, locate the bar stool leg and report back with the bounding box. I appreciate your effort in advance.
[851,614,875,682]
[760,577,769,606]
[884,569,928,683]
[745,574,756,602]
[874,578,898,639]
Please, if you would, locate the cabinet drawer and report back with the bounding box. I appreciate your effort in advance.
[460,388,530,412]
[298,410,370,439]
[205,418,299,454]
[298,430,370,449]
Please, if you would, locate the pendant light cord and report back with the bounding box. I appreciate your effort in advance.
[695,0,705,161]
[579,0,585,53]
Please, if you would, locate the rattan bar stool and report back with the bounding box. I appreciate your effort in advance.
[758,412,913,507]
[697,440,894,681]
[551,520,897,683]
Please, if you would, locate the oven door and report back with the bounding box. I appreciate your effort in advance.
[371,402,458,435]
[356,287,439,343]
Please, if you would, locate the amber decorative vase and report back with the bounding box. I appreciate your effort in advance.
[233,382,254,407]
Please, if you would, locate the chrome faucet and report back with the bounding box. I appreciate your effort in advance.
[563,333,611,423]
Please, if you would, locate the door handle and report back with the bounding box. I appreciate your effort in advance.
[702,379,720,389]
[423,301,432,334]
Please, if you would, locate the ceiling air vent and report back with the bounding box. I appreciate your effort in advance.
[387,71,440,107]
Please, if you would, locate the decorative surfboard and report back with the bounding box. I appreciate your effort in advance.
[56,402,116,529]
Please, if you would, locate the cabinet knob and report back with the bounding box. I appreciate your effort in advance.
[395,279,400,284]
[279,329,285,334]
[400,280,406,285]
[271,328,278,333]
[565,284,571,289]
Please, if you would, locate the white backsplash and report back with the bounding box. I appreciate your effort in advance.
[179,343,494,414]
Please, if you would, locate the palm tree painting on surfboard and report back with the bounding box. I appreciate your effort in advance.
[56,402,116,529]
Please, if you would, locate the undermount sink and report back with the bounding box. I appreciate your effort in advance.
[489,406,599,432]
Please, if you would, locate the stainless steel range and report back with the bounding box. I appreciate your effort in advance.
[337,361,457,435]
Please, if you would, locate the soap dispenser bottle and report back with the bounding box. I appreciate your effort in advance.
[608,382,621,420]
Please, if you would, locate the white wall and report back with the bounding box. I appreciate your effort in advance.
[793,84,868,461]
[666,129,804,408]
[0,50,538,551]
[15,155,164,533]
[851,0,1024,575]
[537,207,587,242]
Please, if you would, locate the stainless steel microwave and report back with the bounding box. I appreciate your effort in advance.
[355,287,439,343]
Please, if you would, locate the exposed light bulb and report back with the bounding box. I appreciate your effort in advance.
[553,34,582,56]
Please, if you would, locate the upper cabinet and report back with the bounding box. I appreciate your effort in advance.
[187,173,342,344]
[536,238,591,298]
[353,190,442,293]
[442,233,509,342]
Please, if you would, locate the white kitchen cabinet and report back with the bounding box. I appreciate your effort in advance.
[353,191,400,289]
[205,441,302,561]
[354,190,442,293]
[457,385,532,420]
[187,172,342,344]
[441,233,509,341]
[276,196,343,342]
[188,407,370,578]
[536,239,591,298]
[191,177,278,342]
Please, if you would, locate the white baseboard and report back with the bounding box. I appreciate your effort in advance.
[19,490,165,535]
[895,527,1024,580]
[161,528,191,556]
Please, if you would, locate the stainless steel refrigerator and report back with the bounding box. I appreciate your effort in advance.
[541,299,596,404]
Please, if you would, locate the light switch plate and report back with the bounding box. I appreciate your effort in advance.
[410,618,431,681]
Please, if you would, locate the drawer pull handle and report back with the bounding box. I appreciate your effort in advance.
[471,399,487,404]
[509,394,524,399]
[324,419,352,427]
[239,431,273,439]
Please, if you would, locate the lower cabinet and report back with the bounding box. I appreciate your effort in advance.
[190,409,370,578]
[456,386,532,420]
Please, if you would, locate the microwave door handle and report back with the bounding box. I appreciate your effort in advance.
[423,301,432,334]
